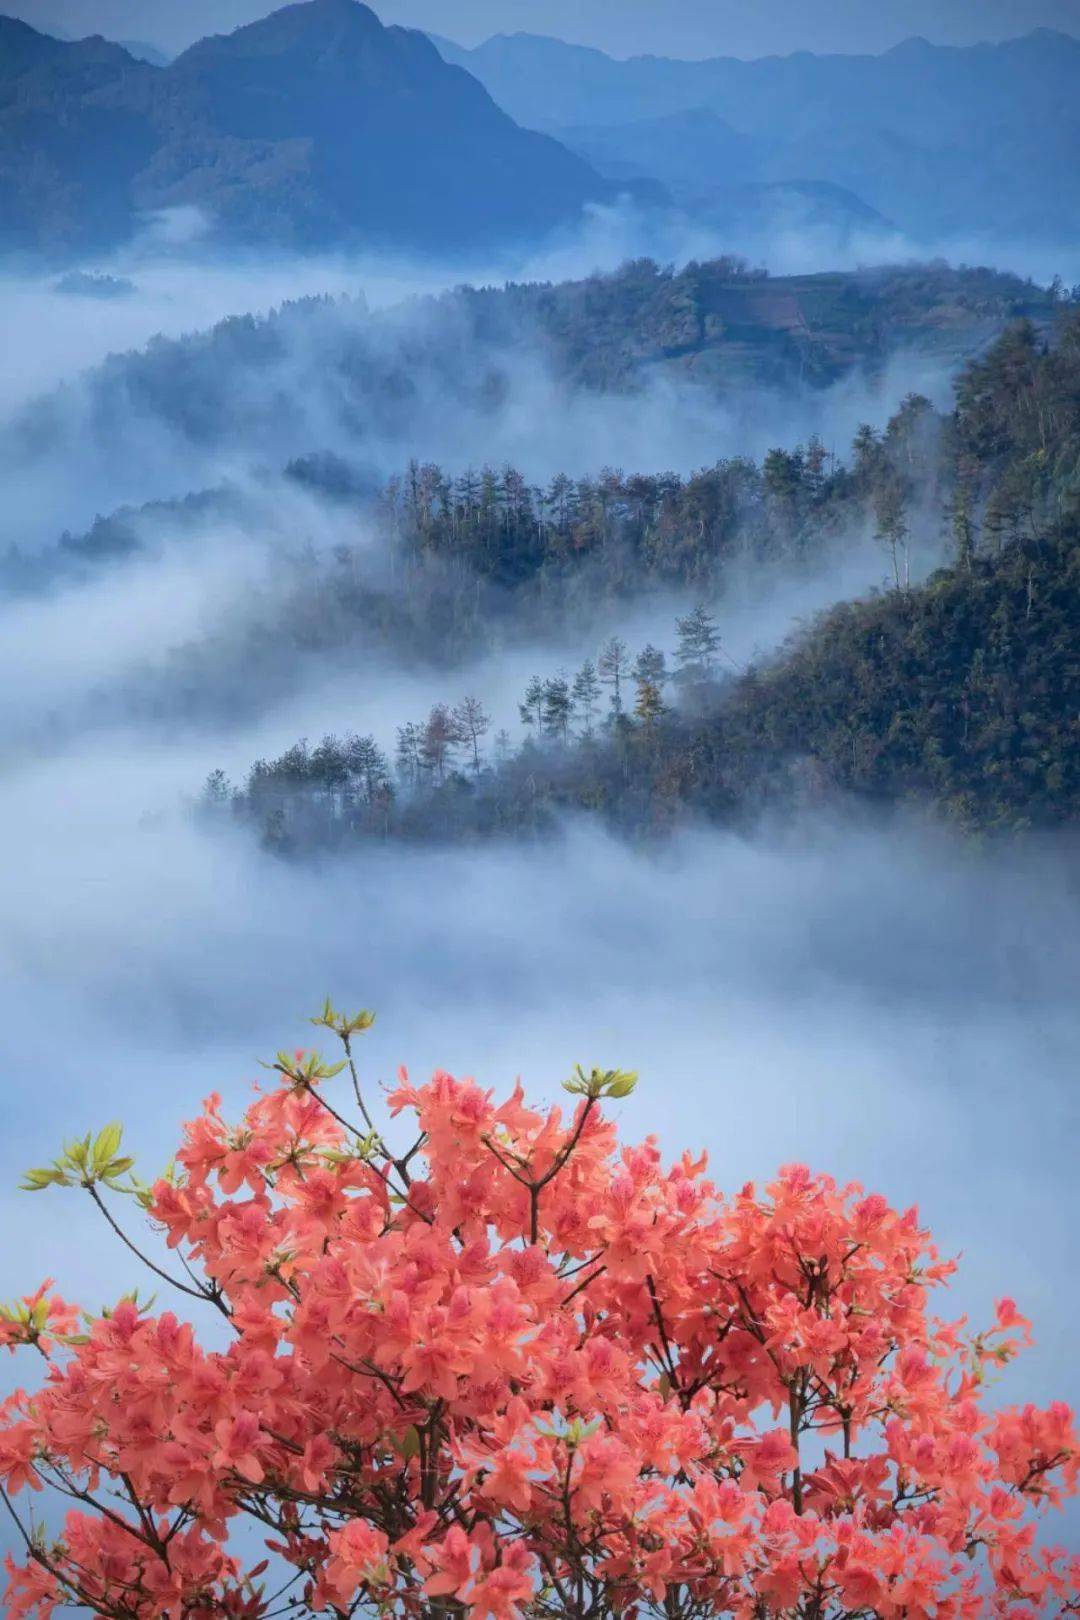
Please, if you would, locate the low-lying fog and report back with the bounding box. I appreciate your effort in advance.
[0,317,953,555]
[1,763,1077,1443]
[3,198,1075,412]
[0,468,939,754]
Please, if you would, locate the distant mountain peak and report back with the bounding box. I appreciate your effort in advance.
[0,0,610,258]
[887,34,934,53]
[1014,24,1079,42]
[0,11,67,54]
[483,29,613,59]
[0,13,141,77]
[0,11,45,32]
[173,0,386,64]
[278,0,383,22]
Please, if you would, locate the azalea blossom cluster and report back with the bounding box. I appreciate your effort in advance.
[0,1004,1077,1620]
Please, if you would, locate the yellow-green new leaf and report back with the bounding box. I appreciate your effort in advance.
[93,1123,124,1169]
[20,1167,69,1192]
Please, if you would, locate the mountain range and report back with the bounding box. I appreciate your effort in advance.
[433,28,1080,246]
[6,0,1080,61]
[0,0,612,257]
[2,0,1078,261]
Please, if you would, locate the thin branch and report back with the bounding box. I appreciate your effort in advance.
[646,1274,681,1394]
[86,1184,227,1315]
[563,1265,607,1307]
[0,1484,116,1620]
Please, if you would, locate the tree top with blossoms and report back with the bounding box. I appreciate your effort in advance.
[1,1000,1077,1619]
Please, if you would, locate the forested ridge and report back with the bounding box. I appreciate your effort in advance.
[198,311,1080,845]
[1,258,1058,535]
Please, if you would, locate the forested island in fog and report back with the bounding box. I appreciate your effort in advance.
[191,312,1080,845]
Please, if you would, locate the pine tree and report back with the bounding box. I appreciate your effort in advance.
[852,423,884,489]
[452,696,491,775]
[804,434,830,499]
[542,675,572,743]
[763,447,804,510]
[571,660,601,739]
[544,472,576,531]
[311,735,349,795]
[201,768,232,807]
[633,644,668,689]
[675,604,721,684]
[345,734,390,806]
[420,705,461,783]
[519,676,545,730]
[875,481,910,590]
[454,468,481,523]
[395,723,423,790]
[634,677,665,730]
[598,636,629,716]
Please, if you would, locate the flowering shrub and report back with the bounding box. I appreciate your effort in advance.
[0,1002,1077,1618]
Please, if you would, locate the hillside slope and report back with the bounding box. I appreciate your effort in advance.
[26,257,1061,429]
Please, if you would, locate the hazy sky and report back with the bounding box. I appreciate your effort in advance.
[12,0,1080,58]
